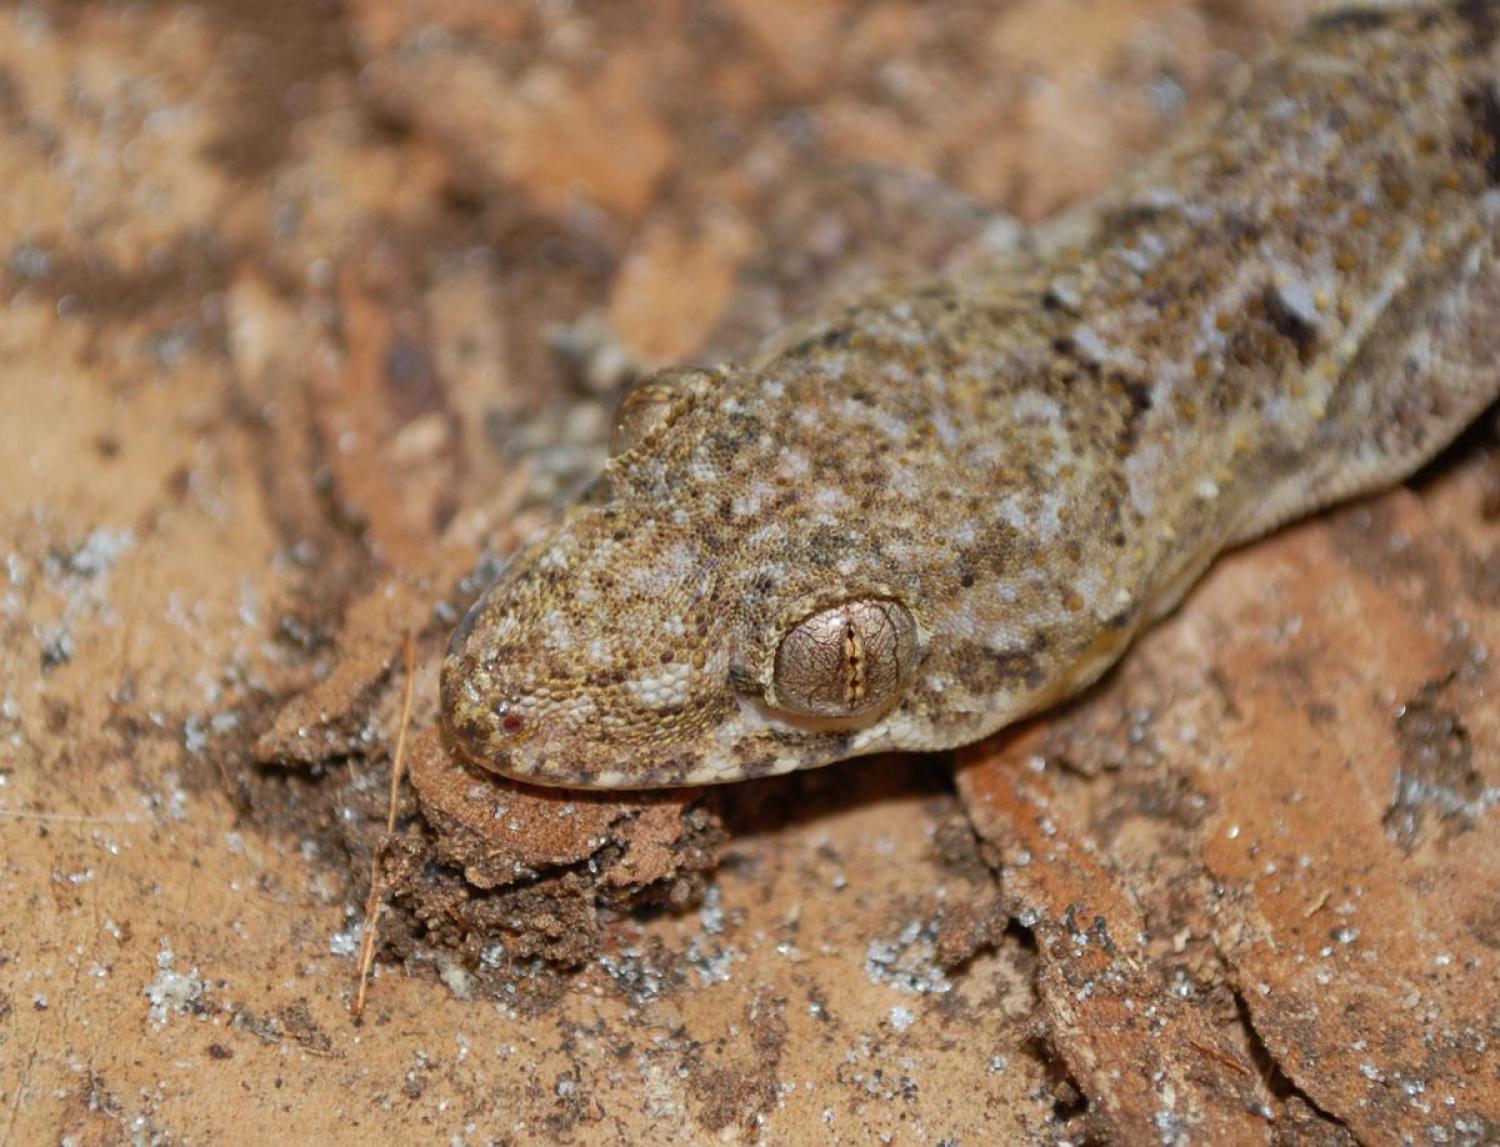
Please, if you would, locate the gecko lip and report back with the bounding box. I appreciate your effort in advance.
[441,712,611,789]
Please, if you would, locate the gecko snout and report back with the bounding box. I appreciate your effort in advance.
[439,587,652,787]
[438,592,542,777]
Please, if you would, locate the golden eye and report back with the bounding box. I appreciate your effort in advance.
[609,366,715,457]
[771,598,918,719]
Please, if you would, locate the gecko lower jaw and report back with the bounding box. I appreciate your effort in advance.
[445,736,647,790]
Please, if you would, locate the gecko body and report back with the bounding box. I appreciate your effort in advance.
[443,3,1500,787]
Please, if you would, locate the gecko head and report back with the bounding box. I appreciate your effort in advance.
[441,358,1069,788]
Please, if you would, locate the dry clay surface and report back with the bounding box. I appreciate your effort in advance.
[2,1,1497,1143]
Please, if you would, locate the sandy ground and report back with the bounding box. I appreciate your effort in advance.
[1,0,1497,1143]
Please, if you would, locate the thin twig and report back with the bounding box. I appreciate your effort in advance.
[385,634,416,835]
[351,631,416,1022]
[1302,890,1330,919]
[1188,1036,1253,1077]
[0,808,141,826]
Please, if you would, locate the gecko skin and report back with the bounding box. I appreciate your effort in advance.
[443,2,1500,788]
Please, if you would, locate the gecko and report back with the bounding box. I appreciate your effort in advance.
[441,1,1500,789]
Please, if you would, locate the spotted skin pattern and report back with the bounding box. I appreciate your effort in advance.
[443,3,1500,788]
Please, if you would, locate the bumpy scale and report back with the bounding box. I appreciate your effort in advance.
[443,3,1500,787]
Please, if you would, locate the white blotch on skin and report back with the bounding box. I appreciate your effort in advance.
[867,405,912,443]
[1068,325,1117,368]
[1270,272,1323,331]
[881,537,915,563]
[542,609,574,652]
[1011,389,1063,425]
[1070,566,1108,617]
[689,454,719,484]
[811,486,853,513]
[485,613,523,643]
[989,580,1021,604]
[996,495,1030,533]
[732,483,773,518]
[746,522,787,548]
[778,452,810,480]
[1125,446,1163,518]
[814,353,847,380]
[538,537,574,572]
[746,563,788,594]
[969,440,1006,470]
[627,542,698,594]
[626,662,694,710]
[559,693,600,729]
[889,466,923,500]
[1038,434,1075,479]
[986,625,1032,656]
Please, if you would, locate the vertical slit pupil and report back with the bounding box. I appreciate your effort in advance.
[844,618,863,706]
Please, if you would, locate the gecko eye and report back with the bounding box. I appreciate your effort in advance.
[770,598,919,719]
[609,366,716,457]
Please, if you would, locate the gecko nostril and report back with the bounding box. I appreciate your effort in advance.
[491,697,529,738]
